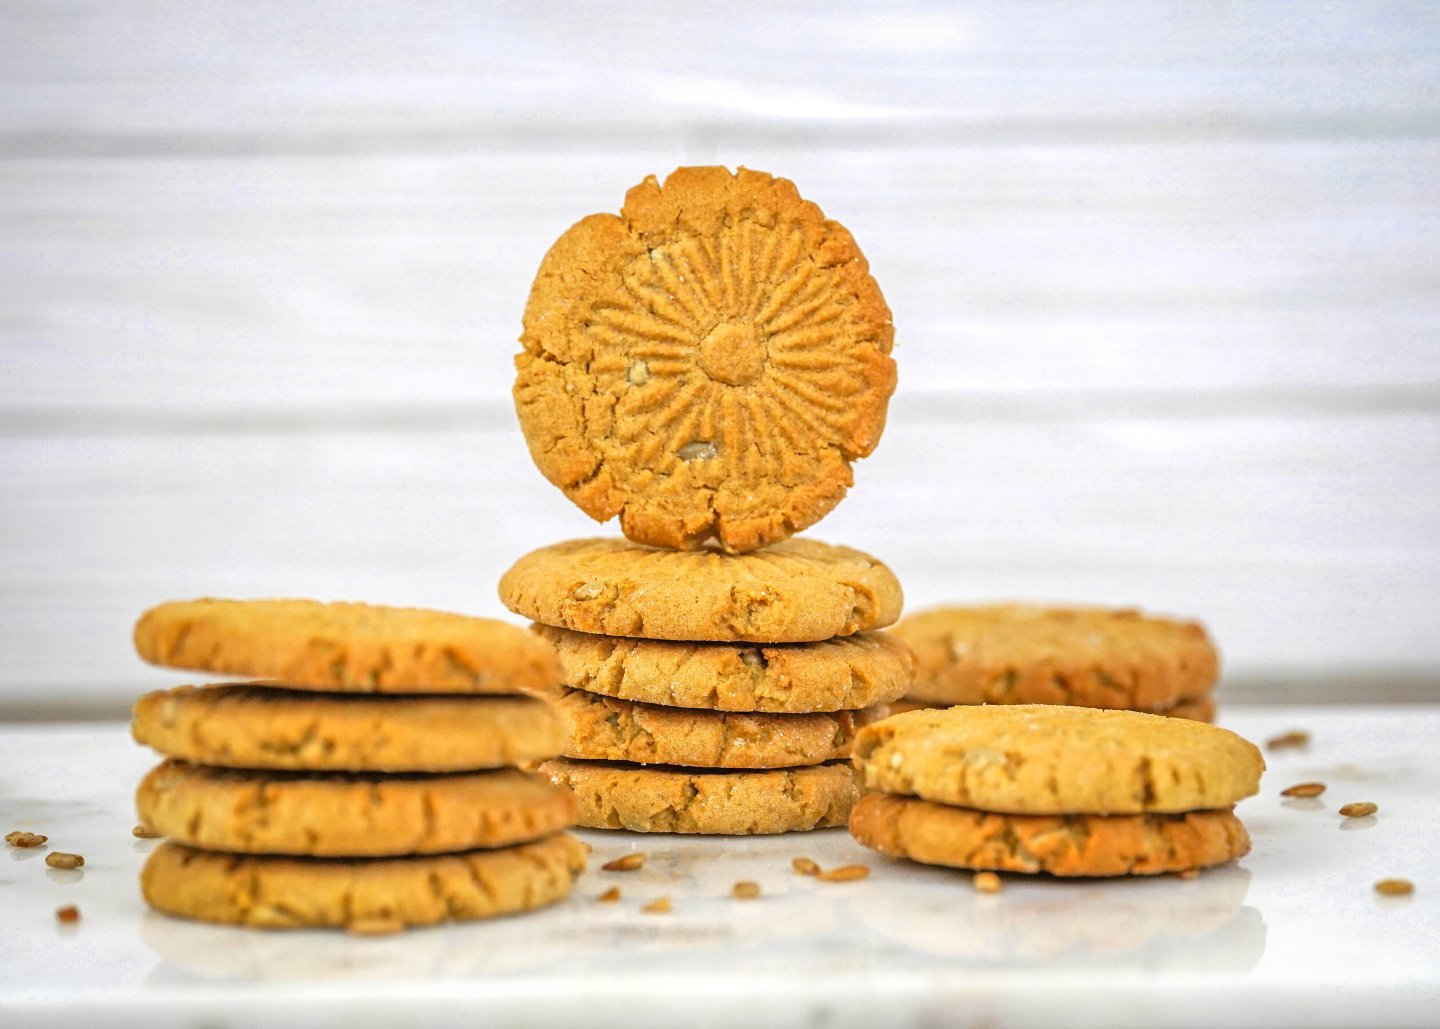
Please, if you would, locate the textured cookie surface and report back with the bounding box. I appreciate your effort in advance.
[515,166,896,553]
[141,834,587,930]
[893,604,1218,709]
[132,685,565,772]
[882,691,1216,723]
[501,537,902,642]
[137,760,577,856]
[537,625,911,712]
[853,705,1263,815]
[850,793,1250,877]
[554,687,873,768]
[134,598,560,695]
[540,758,859,834]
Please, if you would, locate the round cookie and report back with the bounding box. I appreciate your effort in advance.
[500,537,902,642]
[539,758,859,834]
[882,691,1216,722]
[132,684,565,772]
[892,604,1218,710]
[134,598,560,695]
[850,792,1250,877]
[536,625,911,712]
[137,760,577,856]
[553,687,874,768]
[141,834,587,930]
[852,705,1263,815]
[515,166,896,554]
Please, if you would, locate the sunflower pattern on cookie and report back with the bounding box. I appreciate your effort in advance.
[515,166,896,553]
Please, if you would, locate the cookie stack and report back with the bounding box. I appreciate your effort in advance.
[891,604,1221,721]
[500,539,911,833]
[850,705,1264,878]
[503,167,909,833]
[129,598,587,931]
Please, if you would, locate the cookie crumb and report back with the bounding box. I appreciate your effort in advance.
[1375,878,1414,897]
[792,856,820,876]
[597,886,622,903]
[347,916,405,936]
[1176,868,1201,881]
[1266,730,1310,751]
[732,880,761,900]
[1281,782,1326,798]
[602,853,646,872]
[6,830,47,848]
[1339,802,1378,818]
[640,896,672,914]
[972,871,1002,893]
[132,824,163,839]
[55,905,80,924]
[817,864,870,883]
[45,852,84,869]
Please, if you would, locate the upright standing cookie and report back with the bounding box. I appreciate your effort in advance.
[515,166,896,553]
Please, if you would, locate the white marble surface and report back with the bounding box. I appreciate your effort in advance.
[1,704,1437,1028]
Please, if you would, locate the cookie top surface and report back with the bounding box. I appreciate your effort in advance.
[852,704,1263,815]
[554,687,871,768]
[892,604,1219,709]
[137,760,577,857]
[849,793,1250,877]
[540,758,858,835]
[500,537,902,642]
[132,684,566,772]
[141,834,587,930]
[134,598,561,695]
[515,166,896,554]
[536,625,911,712]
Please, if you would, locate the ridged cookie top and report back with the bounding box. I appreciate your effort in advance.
[499,537,903,642]
[134,598,560,694]
[515,166,896,553]
[853,705,1263,815]
[892,604,1219,709]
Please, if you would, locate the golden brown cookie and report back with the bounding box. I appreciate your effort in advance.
[893,604,1218,710]
[536,625,911,712]
[134,598,560,695]
[850,792,1249,877]
[553,687,875,768]
[500,537,902,642]
[853,705,1263,815]
[132,684,565,772]
[515,166,896,554]
[880,692,1216,722]
[136,760,577,856]
[141,834,587,930]
[539,758,858,834]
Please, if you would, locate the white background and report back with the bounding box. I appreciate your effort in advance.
[3,2,1438,716]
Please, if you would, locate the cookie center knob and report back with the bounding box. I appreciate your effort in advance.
[698,321,766,386]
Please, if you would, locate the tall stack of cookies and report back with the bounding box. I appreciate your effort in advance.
[130,599,587,931]
[891,604,1221,721]
[502,166,911,834]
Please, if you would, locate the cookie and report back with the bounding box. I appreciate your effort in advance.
[500,537,902,642]
[850,793,1250,877]
[535,625,911,713]
[134,598,560,695]
[515,166,896,553]
[553,687,874,768]
[881,692,1216,722]
[893,604,1218,710]
[539,758,859,834]
[853,705,1263,815]
[141,833,587,930]
[132,684,565,772]
[136,759,577,856]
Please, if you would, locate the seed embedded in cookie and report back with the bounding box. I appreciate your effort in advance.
[514,166,896,553]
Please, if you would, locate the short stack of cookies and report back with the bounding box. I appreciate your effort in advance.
[503,166,909,834]
[849,705,1264,878]
[891,604,1221,721]
[129,598,587,932]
